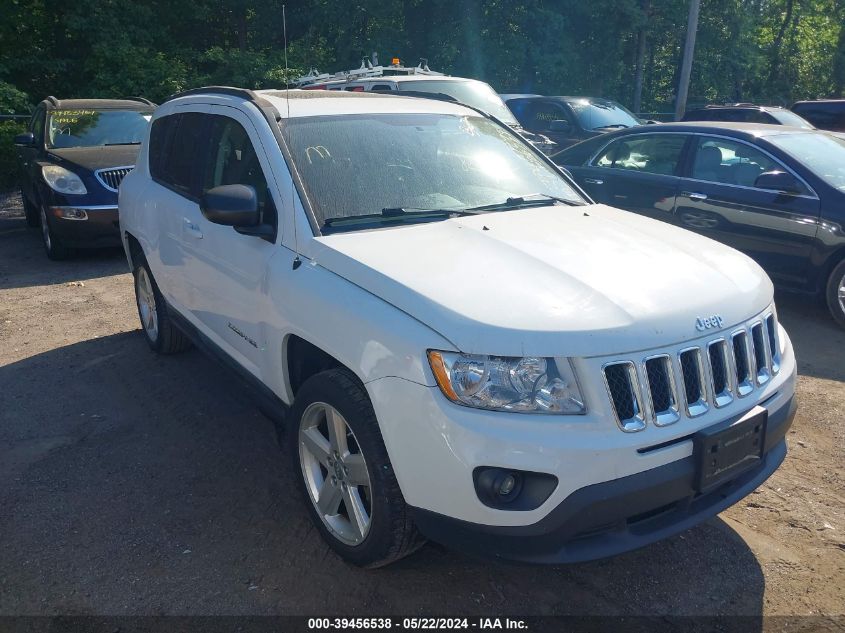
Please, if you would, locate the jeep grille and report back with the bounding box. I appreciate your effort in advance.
[602,311,781,432]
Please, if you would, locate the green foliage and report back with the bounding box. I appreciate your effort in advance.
[0,0,842,128]
[0,120,26,189]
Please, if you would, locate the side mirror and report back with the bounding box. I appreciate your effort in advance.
[754,170,801,194]
[200,184,259,227]
[14,132,35,147]
[548,119,571,132]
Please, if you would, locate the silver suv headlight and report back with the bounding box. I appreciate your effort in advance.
[427,351,586,414]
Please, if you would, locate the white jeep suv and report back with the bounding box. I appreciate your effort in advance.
[119,86,797,567]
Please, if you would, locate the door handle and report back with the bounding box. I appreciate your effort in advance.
[683,191,708,201]
[183,217,203,239]
[584,178,604,185]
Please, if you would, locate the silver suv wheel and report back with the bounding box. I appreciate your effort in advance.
[298,401,372,545]
[135,266,159,342]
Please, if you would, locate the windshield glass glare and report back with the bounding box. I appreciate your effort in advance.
[400,80,519,125]
[47,109,151,148]
[564,98,641,130]
[767,133,845,190]
[284,113,584,231]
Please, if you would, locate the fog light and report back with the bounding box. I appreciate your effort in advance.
[497,473,517,496]
[51,207,88,221]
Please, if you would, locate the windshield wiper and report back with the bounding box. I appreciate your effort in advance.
[323,207,482,228]
[104,141,141,146]
[465,193,583,212]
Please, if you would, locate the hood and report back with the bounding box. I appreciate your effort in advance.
[311,205,773,357]
[48,145,140,171]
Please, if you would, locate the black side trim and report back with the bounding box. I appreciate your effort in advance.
[167,308,290,423]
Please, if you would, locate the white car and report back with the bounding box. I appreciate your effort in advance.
[119,87,797,567]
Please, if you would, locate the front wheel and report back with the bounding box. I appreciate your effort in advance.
[21,190,39,228]
[133,256,191,354]
[825,259,845,329]
[39,205,69,260]
[289,368,423,567]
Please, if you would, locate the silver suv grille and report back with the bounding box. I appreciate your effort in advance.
[602,311,781,432]
[95,166,134,192]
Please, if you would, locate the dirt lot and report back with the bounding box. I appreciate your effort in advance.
[0,191,843,622]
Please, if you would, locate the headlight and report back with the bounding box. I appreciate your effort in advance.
[427,351,586,414]
[42,165,87,195]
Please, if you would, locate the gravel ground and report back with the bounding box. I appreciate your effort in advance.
[0,191,843,623]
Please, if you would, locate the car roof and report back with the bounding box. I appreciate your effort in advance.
[793,99,845,105]
[168,88,479,119]
[688,104,787,112]
[609,121,817,138]
[499,93,541,100]
[41,97,155,110]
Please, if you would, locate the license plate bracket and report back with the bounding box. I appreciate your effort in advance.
[694,407,767,493]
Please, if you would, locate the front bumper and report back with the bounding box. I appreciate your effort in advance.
[48,205,121,248]
[410,393,795,563]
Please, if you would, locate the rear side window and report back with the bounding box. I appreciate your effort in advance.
[690,137,794,189]
[149,112,209,198]
[792,102,845,131]
[594,134,687,176]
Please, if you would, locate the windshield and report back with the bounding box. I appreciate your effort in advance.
[770,110,814,129]
[399,80,519,125]
[47,109,152,148]
[563,98,641,130]
[767,133,845,191]
[284,113,584,231]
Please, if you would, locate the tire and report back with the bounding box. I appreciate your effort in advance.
[825,259,845,329]
[39,205,69,260]
[289,368,424,567]
[21,190,39,228]
[132,254,192,354]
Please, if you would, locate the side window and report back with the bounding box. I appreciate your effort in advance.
[148,115,176,184]
[368,84,393,92]
[526,102,570,132]
[152,113,208,198]
[203,116,276,229]
[30,108,45,144]
[690,137,791,189]
[594,134,686,176]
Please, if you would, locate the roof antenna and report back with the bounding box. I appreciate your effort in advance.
[283,4,302,270]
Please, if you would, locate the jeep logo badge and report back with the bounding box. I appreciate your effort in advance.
[695,315,724,331]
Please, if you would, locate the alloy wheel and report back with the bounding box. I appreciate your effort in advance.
[136,267,159,341]
[298,402,373,545]
[839,271,845,315]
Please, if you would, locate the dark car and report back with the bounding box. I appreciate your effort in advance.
[15,96,155,260]
[501,94,647,150]
[553,122,845,327]
[791,99,845,132]
[682,104,814,129]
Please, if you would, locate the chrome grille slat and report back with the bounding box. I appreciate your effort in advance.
[750,322,771,385]
[602,361,646,432]
[679,348,709,417]
[95,166,134,192]
[731,330,754,396]
[707,339,734,408]
[765,314,780,375]
[642,355,679,426]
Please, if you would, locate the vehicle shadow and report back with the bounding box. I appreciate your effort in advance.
[775,290,845,383]
[0,216,127,291]
[0,332,765,621]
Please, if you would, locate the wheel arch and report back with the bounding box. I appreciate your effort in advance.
[283,334,350,402]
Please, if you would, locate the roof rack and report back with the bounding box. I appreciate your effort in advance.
[293,56,443,88]
[121,96,156,106]
[44,96,59,107]
[164,85,272,108]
